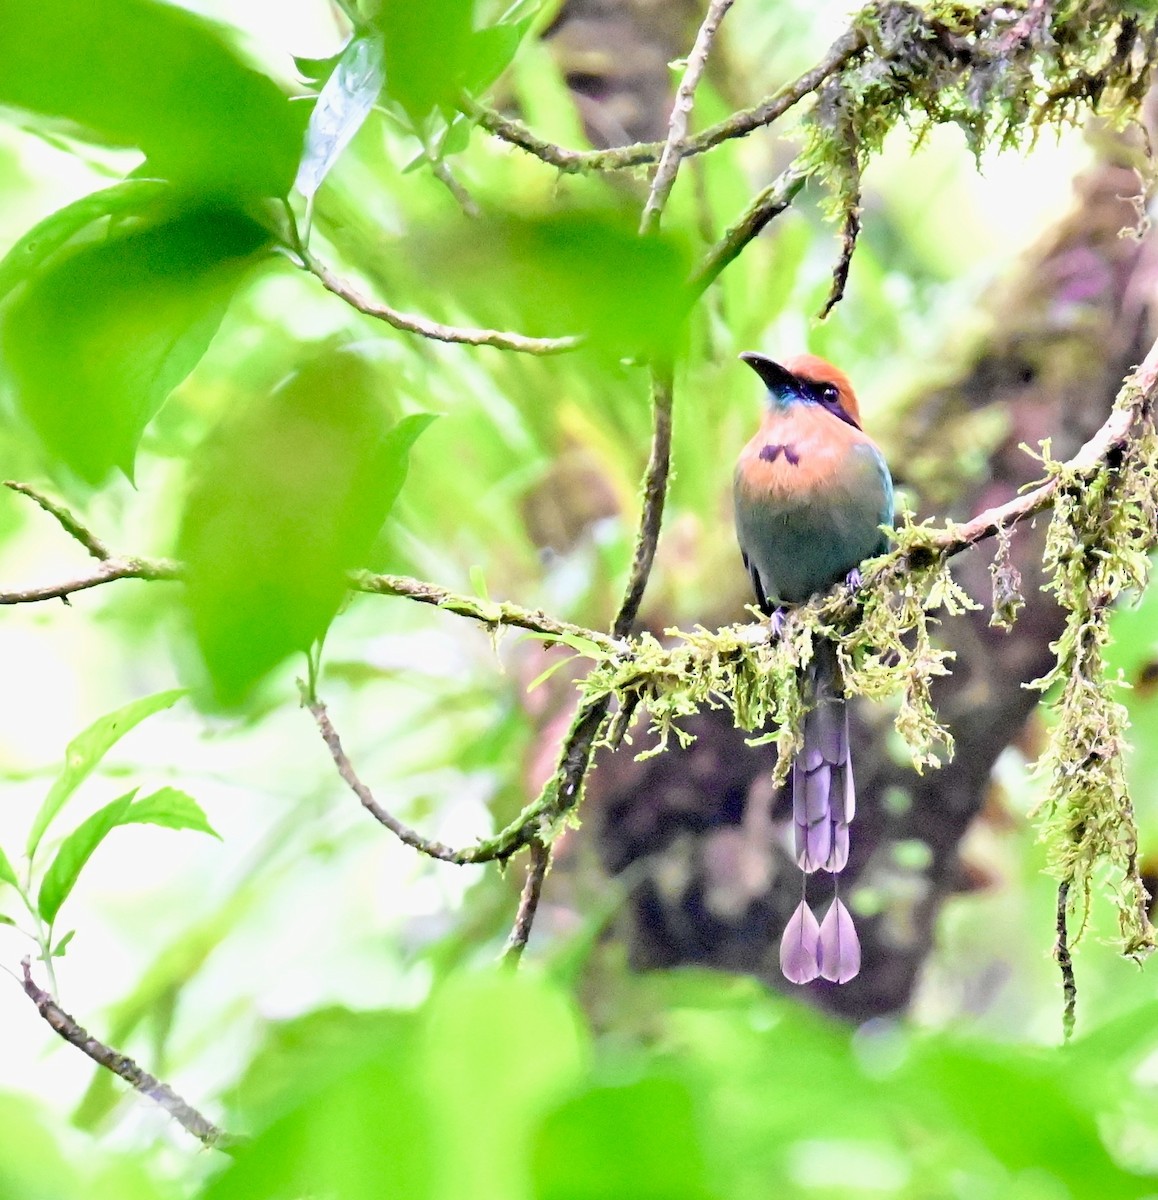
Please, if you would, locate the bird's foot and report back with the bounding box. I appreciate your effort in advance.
[768,607,788,639]
[844,567,863,592]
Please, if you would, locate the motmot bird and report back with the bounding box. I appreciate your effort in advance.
[733,352,894,986]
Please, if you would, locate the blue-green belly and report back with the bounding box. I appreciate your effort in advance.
[734,460,892,606]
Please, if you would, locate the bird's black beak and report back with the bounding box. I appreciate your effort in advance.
[738,351,802,400]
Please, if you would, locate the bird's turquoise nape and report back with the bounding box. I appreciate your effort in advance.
[733,352,895,985]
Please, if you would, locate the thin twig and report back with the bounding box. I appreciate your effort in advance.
[817,176,862,319]
[352,570,626,653]
[461,23,865,174]
[20,959,243,1154]
[429,157,482,219]
[1054,881,1077,1043]
[306,692,586,866]
[640,0,736,234]
[306,694,483,863]
[501,836,551,966]
[460,95,618,171]
[302,253,582,355]
[0,557,180,606]
[683,24,866,156]
[689,165,808,297]
[4,481,111,561]
[613,367,674,639]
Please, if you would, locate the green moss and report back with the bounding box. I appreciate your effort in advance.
[800,1,1155,222]
[580,507,968,787]
[1031,406,1158,959]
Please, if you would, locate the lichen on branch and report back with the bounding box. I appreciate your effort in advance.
[1031,400,1158,960]
[800,2,1156,222]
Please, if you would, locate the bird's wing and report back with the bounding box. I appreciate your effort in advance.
[852,441,895,556]
[740,547,770,614]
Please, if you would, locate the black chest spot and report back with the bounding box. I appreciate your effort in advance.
[759,442,800,466]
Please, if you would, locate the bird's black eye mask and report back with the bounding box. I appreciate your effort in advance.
[739,352,861,431]
[804,379,861,431]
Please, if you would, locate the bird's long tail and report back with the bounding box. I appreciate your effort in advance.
[780,643,861,985]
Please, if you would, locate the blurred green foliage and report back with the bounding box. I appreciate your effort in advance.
[2,201,271,483]
[0,0,303,196]
[178,347,435,703]
[205,971,1158,1198]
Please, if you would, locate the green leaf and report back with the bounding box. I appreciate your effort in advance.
[295,33,386,203]
[1,203,271,483]
[420,972,587,1200]
[419,209,692,360]
[203,1012,433,1200]
[526,653,580,692]
[0,0,304,197]
[123,787,220,839]
[0,844,17,889]
[533,1077,716,1200]
[460,18,531,97]
[0,913,14,927]
[37,790,137,925]
[26,689,186,860]
[293,51,344,87]
[374,0,529,120]
[522,630,607,658]
[51,929,76,958]
[469,564,490,600]
[0,179,170,308]
[178,347,437,705]
[440,113,474,157]
[0,1094,79,1200]
[375,0,474,119]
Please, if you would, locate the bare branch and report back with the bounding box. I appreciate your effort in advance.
[817,176,862,319]
[459,94,655,172]
[640,0,736,234]
[428,157,482,219]
[0,557,179,606]
[306,694,485,863]
[683,24,866,157]
[20,959,243,1154]
[613,368,674,639]
[1054,881,1077,1043]
[689,165,807,297]
[301,253,582,356]
[307,693,599,867]
[461,23,865,174]
[501,836,551,966]
[4,480,112,561]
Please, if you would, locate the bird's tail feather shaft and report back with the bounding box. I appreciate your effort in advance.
[780,644,862,986]
[792,688,854,872]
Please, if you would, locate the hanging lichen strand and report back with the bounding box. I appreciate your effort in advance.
[800,1,1157,224]
[1032,397,1158,960]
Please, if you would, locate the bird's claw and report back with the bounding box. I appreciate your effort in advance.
[769,607,788,639]
[844,567,863,592]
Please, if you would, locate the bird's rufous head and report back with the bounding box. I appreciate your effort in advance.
[739,351,863,430]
